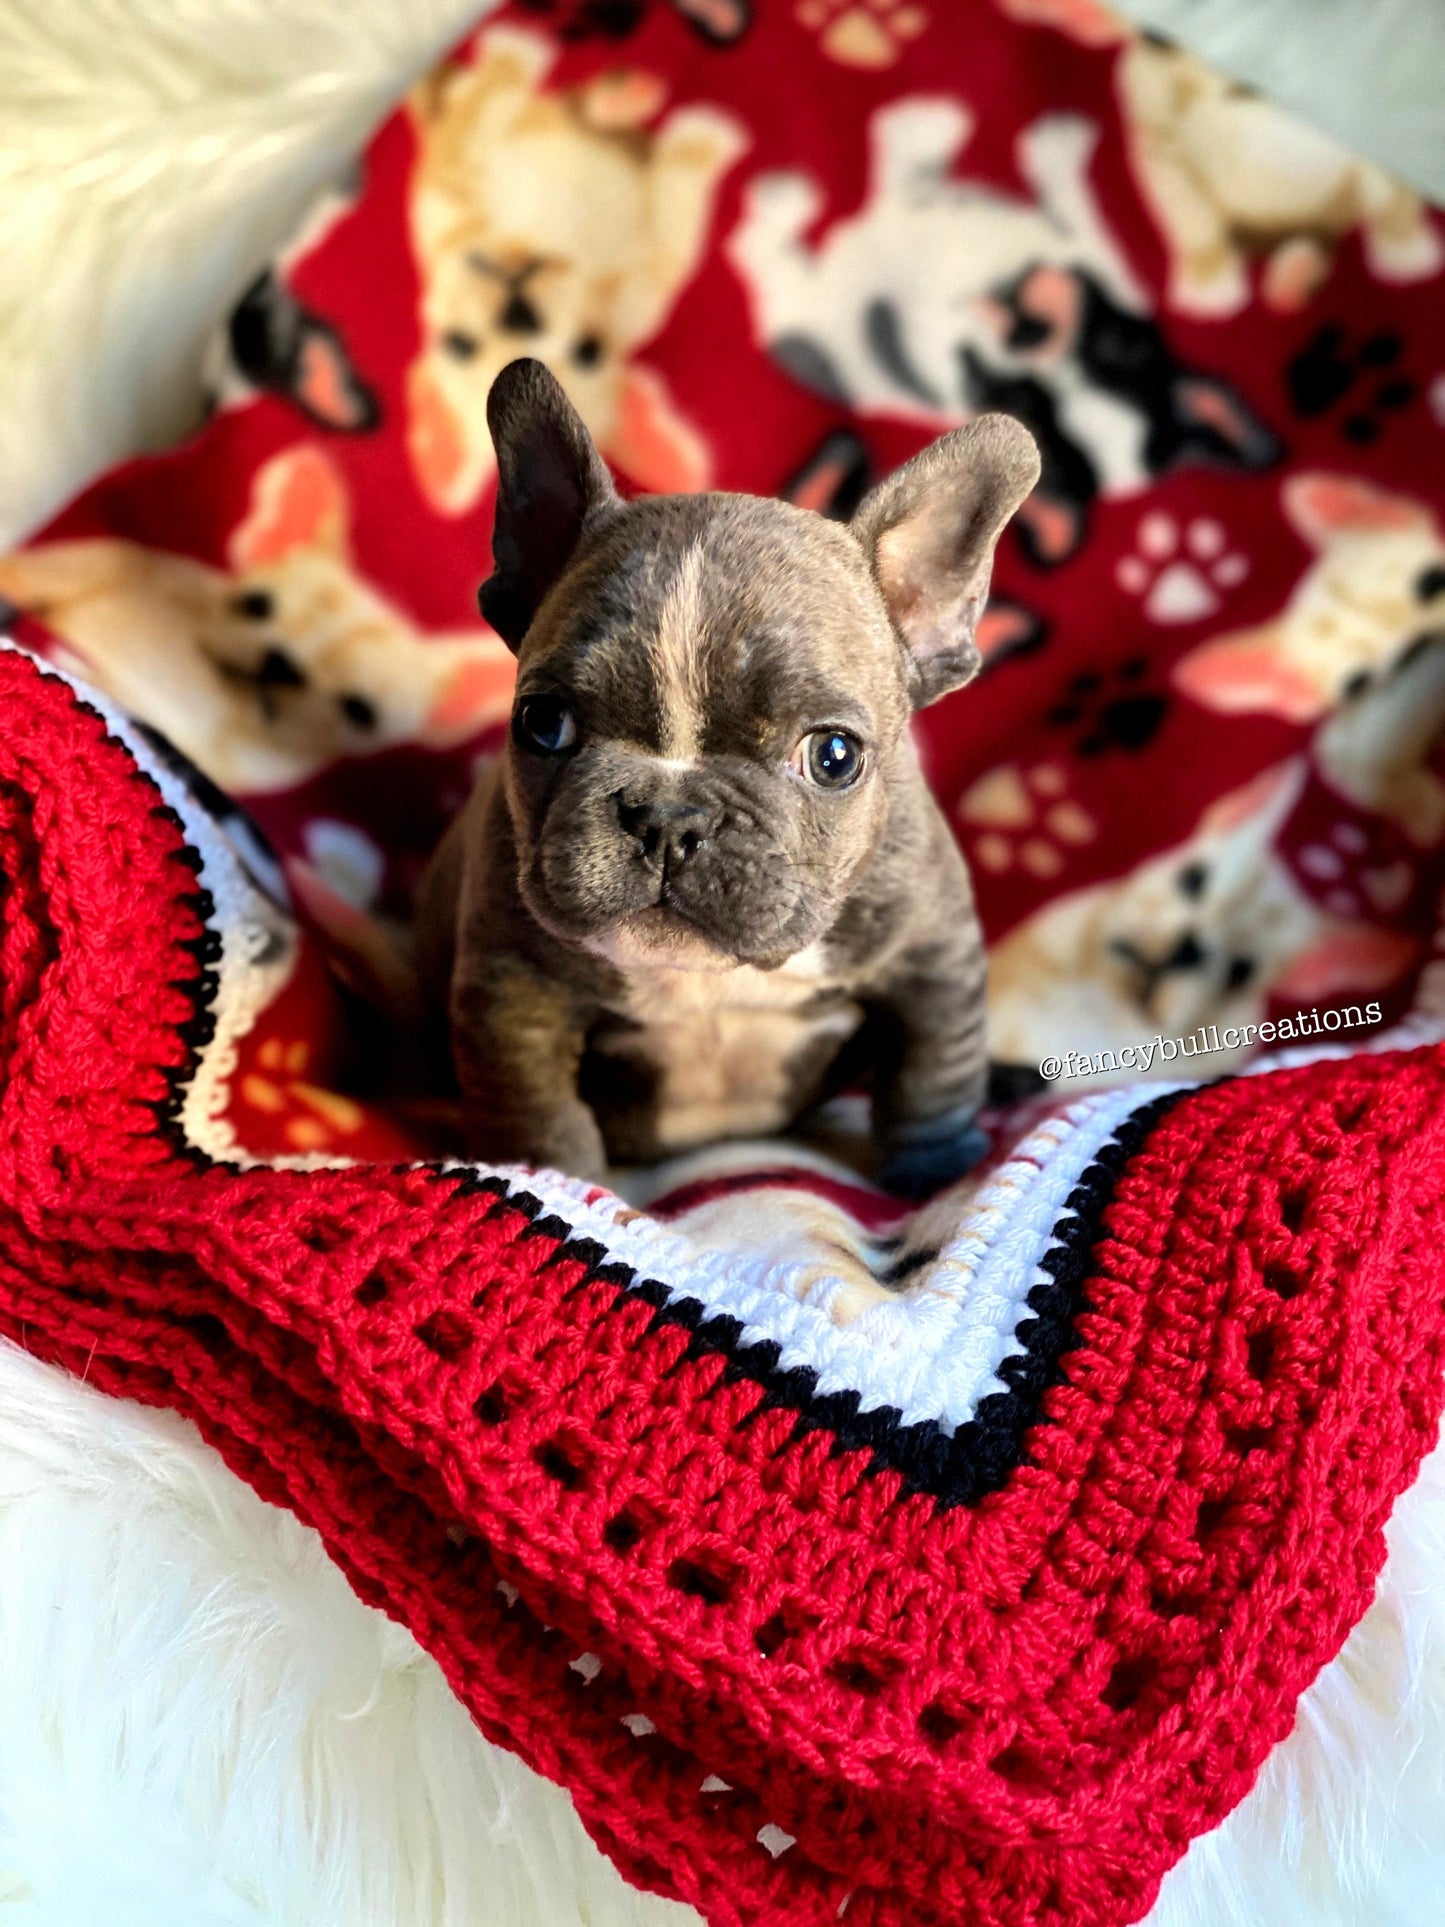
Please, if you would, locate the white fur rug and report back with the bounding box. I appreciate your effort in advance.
[0,1338,686,1927]
[1122,0,1445,201]
[2,0,1444,1921]
[0,0,497,549]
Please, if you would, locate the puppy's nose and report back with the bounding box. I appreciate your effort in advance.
[616,795,718,870]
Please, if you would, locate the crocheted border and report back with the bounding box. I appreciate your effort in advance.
[352,1089,1180,1512]
[22,646,1441,1503]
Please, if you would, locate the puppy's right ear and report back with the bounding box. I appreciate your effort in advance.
[480,359,620,650]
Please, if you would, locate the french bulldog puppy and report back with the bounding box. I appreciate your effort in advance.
[417,358,1039,1194]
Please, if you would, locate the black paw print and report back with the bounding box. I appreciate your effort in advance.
[1047,658,1168,757]
[1286,325,1416,446]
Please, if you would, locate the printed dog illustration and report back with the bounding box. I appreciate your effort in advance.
[1176,474,1445,841]
[405,26,746,515]
[726,96,1279,564]
[986,760,1416,1079]
[1117,35,1443,316]
[1311,631,1445,849]
[640,1159,982,1328]
[204,184,380,433]
[0,448,515,795]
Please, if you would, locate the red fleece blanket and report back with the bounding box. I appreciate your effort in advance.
[3,2,1445,1922]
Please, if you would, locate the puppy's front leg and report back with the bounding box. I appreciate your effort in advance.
[869,921,991,1201]
[450,955,606,1180]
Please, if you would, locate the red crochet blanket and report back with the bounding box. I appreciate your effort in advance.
[4,1,1445,1920]
[3,641,1445,1927]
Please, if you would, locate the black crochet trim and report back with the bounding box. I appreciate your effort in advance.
[480,1088,1188,1511]
[64,695,226,1170]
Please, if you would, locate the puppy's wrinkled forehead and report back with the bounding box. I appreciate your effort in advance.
[525,496,904,756]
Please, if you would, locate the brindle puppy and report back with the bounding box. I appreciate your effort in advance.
[417,358,1039,1195]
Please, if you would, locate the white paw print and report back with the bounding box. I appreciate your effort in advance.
[1297,820,1414,917]
[1116,513,1250,625]
[957,759,1096,878]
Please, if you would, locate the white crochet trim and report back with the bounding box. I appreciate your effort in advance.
[440,1084,1189,1436]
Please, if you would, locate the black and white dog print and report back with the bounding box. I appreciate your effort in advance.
[727,99,1281,567]
[216,269,380,434]
[204,182,379,434]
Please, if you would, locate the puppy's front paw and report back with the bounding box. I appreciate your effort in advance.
[464,1105,608,1185]
[876,1117,991,1201]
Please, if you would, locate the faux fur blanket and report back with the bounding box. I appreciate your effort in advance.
[2,2,1445,1923]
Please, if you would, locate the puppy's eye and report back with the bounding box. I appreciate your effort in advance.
[1342,668,1372,700]
[440,330,480,361]
[232,588,274,621]
[1416,564,1445,602]
[1177,861,1208,899]
[799,729,864,790]
[514,694,578,755]
[572,334,604,368]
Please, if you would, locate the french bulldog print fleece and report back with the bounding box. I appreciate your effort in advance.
[2,5,1445,1923]
[2,0,1441,1144]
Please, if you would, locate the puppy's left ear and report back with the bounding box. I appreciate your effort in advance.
[852,415,1040,708]
[480,358,620,651]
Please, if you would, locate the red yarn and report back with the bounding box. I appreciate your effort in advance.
[2,644,1444,1927]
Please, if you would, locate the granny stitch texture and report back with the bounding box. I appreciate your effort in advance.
[3,642,1444,1927]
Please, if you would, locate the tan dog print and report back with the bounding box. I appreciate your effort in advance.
[661,1175,921,1325]
[0,448,515,795]
[1310,630,1445,849]
[405,26,746,516]
[1117,37,1443,316]
[1175,476,1445,832]
[987,761,1416,1082]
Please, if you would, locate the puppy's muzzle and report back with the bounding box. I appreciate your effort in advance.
[615,793,721,874]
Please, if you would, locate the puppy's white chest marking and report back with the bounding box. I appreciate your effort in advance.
[593,945,863,1151]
